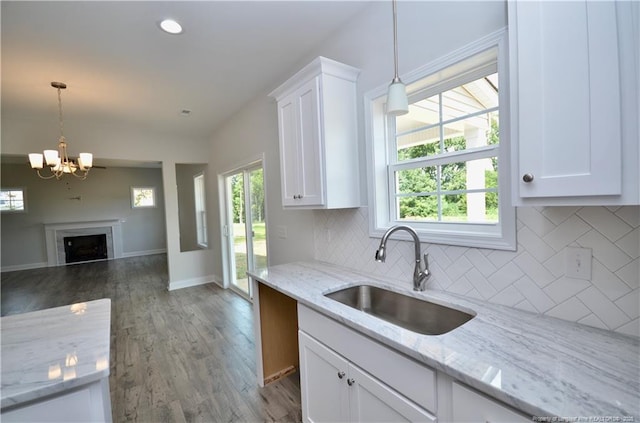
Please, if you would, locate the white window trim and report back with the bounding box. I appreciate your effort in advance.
[0,187,27,213]
[131,186,157,209]
[364,28,516,250]
[193,172,208,248]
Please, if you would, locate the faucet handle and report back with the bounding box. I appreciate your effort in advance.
[422,253,431,276]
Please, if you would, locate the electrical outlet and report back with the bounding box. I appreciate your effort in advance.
[565,247,592,280]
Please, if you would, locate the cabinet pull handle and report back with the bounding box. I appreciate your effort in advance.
[522,173,534,183]
[337,371,345,379]
[293,194,299,199]
[347,378,355,386]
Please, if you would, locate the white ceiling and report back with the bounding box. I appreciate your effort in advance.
[1,1,372,142]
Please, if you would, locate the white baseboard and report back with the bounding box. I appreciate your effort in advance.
[168,274,221,291]
[1,262,48,273]
[121,249,167,258]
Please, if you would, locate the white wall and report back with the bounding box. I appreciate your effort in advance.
[0,163,166,271]
[1,114,215,288]
[209,1,638,336]
[207,1,507,281]
[207,96,316,282]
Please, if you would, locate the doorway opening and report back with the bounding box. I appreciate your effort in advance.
[221,159,267,300]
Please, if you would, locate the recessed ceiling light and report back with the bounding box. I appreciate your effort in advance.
[159,19,182,35]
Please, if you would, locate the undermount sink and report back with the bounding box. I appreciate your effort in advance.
[325,284,475,335]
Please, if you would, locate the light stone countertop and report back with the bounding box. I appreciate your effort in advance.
[248,261,640,420]
[1,299,111,409]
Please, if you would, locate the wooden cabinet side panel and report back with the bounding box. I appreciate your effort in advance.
[258,283,299,383]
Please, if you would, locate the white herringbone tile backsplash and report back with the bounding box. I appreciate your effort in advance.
[313,206,640,337]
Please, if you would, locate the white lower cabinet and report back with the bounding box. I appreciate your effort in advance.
[297,304,533,423]
[1,378,112,423]
[348,364,436,422]
[299,331,435,423]
[299,330,349,422]
[452,382,529,423]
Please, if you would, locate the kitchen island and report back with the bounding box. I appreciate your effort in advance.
[1,299,112,422]
[249,261,639,422]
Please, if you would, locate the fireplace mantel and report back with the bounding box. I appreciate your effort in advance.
[44,220,123,266]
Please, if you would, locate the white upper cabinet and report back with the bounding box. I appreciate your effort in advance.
[270,57,361,209]
[509,0,639,205]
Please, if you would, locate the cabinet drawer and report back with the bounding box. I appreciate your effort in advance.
[452,382,529,423]
[298,304,437,413]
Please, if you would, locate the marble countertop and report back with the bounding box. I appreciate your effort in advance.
[1,299,111,409]
[248,261,639,420]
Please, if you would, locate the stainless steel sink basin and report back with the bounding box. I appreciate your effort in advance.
[325,284,475,335]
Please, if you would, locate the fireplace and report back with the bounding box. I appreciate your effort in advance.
[44,220,123,267]
[64,234,108,264]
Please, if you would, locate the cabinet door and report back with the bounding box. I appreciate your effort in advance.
[298,331,349,423]
[277,92,301,207]
[348,365,436,423]
[452,382,529,423]
[511,0,621,199]
[295,78,325,206]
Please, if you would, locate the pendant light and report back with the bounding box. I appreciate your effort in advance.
[28,82,93,180]
[386,0,409,115]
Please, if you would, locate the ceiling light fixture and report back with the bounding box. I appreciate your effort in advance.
[386,0,408,115]
[160,19,182,34]
[28,82,92,180]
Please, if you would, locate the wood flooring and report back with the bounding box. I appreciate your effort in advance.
[1,254,302,422]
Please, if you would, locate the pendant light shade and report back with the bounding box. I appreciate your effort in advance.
[386,0,408,116]
[387,78,409,116]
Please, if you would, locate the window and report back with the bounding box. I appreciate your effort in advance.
[366,30,515,250]
[0,188,26,212]
[131,187,156,208]
[194,173,208,248]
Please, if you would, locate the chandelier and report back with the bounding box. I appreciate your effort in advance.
[28,82,93,180]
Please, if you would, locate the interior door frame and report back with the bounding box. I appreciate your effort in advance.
[218,153,269,300]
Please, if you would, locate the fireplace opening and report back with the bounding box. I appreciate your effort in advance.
[64,234,108,264]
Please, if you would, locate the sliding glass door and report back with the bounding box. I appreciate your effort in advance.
[223,163,267,299]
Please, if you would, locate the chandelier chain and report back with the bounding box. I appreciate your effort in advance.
[57,86,65,140]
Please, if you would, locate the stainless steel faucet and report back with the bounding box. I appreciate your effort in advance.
[375,225,431,291]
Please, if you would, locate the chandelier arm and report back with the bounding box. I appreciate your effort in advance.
[36,169,58,180]
[71,170,89,180]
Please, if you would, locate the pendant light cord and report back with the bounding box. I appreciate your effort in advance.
[57,86,65,140]
[392,0,400,83]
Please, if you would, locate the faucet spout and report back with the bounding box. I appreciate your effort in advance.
[375,225,431,291]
